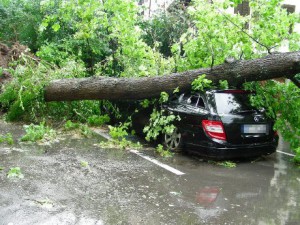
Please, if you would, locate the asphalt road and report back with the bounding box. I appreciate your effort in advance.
[0,122,299,225]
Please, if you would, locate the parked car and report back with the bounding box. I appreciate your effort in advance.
[133,90,278,159]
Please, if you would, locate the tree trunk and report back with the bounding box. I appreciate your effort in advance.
[45,51,300,101]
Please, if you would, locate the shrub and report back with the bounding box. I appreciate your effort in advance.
[21,122,55,142]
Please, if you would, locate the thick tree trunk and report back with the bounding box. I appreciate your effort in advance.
[45,51,300,101]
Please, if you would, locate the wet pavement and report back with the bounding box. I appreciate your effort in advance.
[0,121,300,225]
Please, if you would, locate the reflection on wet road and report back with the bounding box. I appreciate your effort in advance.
[0,122,299,225]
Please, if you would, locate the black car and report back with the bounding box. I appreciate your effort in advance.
[133,90,278,159]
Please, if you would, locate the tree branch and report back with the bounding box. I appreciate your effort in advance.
[215,7,275,54]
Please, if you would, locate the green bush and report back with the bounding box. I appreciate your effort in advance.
[0,0,42,51]
[245,80,300,163]
[0,56,104,123]
[64,120,80,131]
[87,115,110,126]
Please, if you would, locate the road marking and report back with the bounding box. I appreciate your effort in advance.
[129,149,185,176]
[92,128,185,176]
[276,150,296,157]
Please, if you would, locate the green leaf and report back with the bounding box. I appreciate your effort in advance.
[159,92,169,103]
[51,23,61,32]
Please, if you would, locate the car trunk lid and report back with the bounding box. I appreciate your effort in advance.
[213,91,275,144]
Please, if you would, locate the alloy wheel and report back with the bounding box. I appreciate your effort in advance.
[164,128,182,151]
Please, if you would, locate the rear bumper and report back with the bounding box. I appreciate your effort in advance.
[186,139,278,160]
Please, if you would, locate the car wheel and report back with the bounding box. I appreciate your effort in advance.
[163,128,183,152]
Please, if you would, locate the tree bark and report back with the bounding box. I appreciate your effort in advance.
[45,51,300,101]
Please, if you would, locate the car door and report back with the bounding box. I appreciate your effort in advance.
[183,95,210,144]
[165,93,210,143]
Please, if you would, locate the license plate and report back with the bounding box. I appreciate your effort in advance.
[242,124,268,134]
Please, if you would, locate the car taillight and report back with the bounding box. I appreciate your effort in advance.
[274,131,278,136]
[202,120,227,141]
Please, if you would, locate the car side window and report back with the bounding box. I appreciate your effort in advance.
[187,96,199,106]
[198,97,205,108]
[186,95,206,109]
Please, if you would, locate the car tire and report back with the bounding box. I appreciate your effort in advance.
[163,128,183,152]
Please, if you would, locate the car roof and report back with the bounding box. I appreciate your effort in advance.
[206,89,253,94]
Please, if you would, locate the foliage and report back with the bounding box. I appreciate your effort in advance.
[140,99,151,108]
[0,55,103,122]
[37,0,174,76]
[245,80,300,162]
[79,124,93,138]
[100,138,141,150]
[80,160,89,168]
[216,161,237,168]
[142,91,180,142]
[7,167,24,179]
[21,122,56,142]
[173,0,300,71]
[87,115,110,127]
[0,133,14,145]
[230,0,243,5]
[64,120,80,131]
[249,0,300,52]
[64,120,93,137]
[100,122,140,149]
[0,59,48,121]
[37,0,109,69]
[0,0,176,126]
[143,108,180,142]
[219,80,229,90]
[0,0,42,51]
[156,144,173,157]
[191,74,213,92]
[294,147,300,164]
[1,0,175,77]
[109,122,130,140]
[159,91,169,103]
[191,75,228,92]
[140,1,190,57]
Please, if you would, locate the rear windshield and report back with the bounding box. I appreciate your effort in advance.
[214,92,255,114]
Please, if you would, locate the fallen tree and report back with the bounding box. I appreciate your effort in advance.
[44,51,300,101]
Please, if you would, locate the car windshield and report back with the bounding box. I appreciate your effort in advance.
[214,92,256,114]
